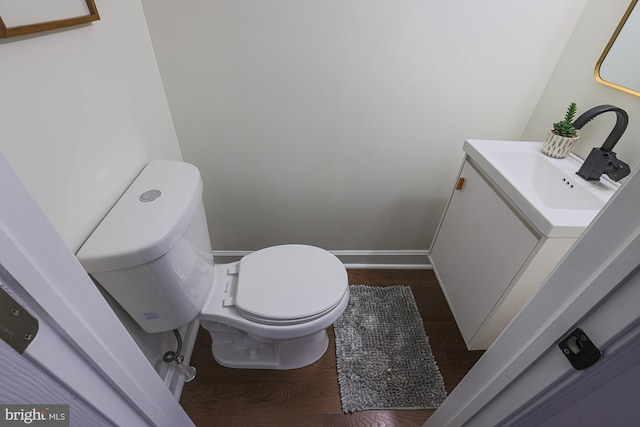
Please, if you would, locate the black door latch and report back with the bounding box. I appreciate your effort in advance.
[559,328,601,370]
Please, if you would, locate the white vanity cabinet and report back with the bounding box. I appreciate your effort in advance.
[430,158,576,350]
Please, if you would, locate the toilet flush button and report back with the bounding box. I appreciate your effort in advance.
[139,189,162,202]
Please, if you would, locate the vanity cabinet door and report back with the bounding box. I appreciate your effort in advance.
[431,160,539,348]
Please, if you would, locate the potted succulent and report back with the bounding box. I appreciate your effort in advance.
[541,102,579,158]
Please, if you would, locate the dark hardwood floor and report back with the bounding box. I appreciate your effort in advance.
[179,269,484,426]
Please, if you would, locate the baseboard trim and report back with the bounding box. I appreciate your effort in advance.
[212,249,432,270]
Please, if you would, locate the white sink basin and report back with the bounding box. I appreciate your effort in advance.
[463,139,620,237]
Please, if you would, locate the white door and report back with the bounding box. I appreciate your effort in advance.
[425,158,640,425]
[0,149,195,427]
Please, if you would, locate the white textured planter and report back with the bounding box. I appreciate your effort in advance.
[541,131,579,159]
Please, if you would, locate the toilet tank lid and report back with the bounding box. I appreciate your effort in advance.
[77,160,204,273]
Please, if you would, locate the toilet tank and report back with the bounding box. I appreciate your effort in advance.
[77,160,214,333]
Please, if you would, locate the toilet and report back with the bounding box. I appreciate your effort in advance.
[76,160,349,370]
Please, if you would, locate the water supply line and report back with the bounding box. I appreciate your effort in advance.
[163,329,197,383]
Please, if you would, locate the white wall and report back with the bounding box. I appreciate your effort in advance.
[141,0,587,252]
[524,0,640,171]
[0,0,184,384]
[0,0,182,253]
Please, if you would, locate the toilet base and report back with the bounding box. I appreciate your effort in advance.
[202,321,329,370]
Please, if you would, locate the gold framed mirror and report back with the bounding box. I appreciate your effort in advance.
[595,0,640,97]
[0,0,99,38]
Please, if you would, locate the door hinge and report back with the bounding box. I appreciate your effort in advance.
[0,286,38,354]
[559,328,601,370]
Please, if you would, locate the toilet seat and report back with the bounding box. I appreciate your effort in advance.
[232,245,348,326]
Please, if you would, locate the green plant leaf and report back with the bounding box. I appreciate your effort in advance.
[552,102,578,137]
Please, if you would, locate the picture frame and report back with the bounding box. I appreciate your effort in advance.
[0,0,99,38]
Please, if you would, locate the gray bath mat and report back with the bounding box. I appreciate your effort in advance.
[333,285,447,413]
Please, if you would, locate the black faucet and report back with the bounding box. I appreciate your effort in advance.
[573,104,630,182]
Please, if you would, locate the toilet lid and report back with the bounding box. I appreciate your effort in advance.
[234,245,348,324]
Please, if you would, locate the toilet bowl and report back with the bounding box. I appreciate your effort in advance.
[77,160,349,370]
[199,245,349,369]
